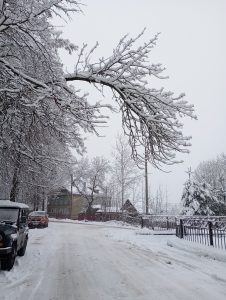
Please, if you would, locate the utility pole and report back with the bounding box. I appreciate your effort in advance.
[145,147,149,215]
[185,167,193,182]
[70,174,73,219]
[121,152,124,208]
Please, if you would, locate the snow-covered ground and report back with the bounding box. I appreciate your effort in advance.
[0,221,226,300]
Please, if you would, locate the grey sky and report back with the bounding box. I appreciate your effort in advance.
[58,0,226,203]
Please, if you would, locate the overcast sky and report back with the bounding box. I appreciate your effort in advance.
[57,0,226,203]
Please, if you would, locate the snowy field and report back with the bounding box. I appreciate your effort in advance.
[0,221,226,300]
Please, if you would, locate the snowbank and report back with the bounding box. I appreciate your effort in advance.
[167,238,226,263]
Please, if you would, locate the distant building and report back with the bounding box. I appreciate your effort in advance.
[47,188,86,219]
[47,188,110,219]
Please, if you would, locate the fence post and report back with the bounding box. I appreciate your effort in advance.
[141,217,144,228]
[208,221,214,246]
[179,219,184,239]
[166,217,169,230]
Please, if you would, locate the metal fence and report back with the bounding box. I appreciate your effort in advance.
[176,217,226,250]
[96,214,178,230]
[102,214,178,230]
[141,215,177,231]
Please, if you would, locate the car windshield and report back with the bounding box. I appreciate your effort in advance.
[29,211,46,216]
[0,208,19,223]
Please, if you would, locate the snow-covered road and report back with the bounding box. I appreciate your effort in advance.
[1,221,226,300]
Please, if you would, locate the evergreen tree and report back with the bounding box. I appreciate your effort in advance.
[180,180,226,216]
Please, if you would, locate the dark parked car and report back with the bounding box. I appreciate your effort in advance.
[0,200,29,271]
[28,211,49,228]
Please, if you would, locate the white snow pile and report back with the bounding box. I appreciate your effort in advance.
[167,238,226,263]
[102,225,226,263]
[136,227,175,235]
[49,218,137,229]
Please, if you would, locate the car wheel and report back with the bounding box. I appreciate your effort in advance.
[17,237,28,257]
[1,244,17,271]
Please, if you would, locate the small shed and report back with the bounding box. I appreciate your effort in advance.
[121,199,138,216]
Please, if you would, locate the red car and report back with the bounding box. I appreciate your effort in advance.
[28,211,49,228]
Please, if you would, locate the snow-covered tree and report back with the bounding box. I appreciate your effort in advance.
[1,1,196,202]
[0,0,112,162]
[194,154,226,201]
[0,0,102,201]
[110,134,141,207]
[180,180,226,216]
[72,156,110,212]
[1,0,196,165]
[150,186,169,214]
[0,135,74,206]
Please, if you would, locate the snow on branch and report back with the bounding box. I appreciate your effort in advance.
[65,30,197,168]
[0,1,111,143]
[0,1,81,32]
[0,58,49,89]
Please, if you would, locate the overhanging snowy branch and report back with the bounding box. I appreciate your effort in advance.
[65,31,197,167]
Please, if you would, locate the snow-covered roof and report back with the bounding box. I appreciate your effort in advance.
[96,209,104,213]
[0,200,29,209]
[92,204,101,209]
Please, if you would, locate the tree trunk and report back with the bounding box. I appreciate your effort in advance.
[9,155,21,202]
[10,167,20,202]
[42,189,45,211]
